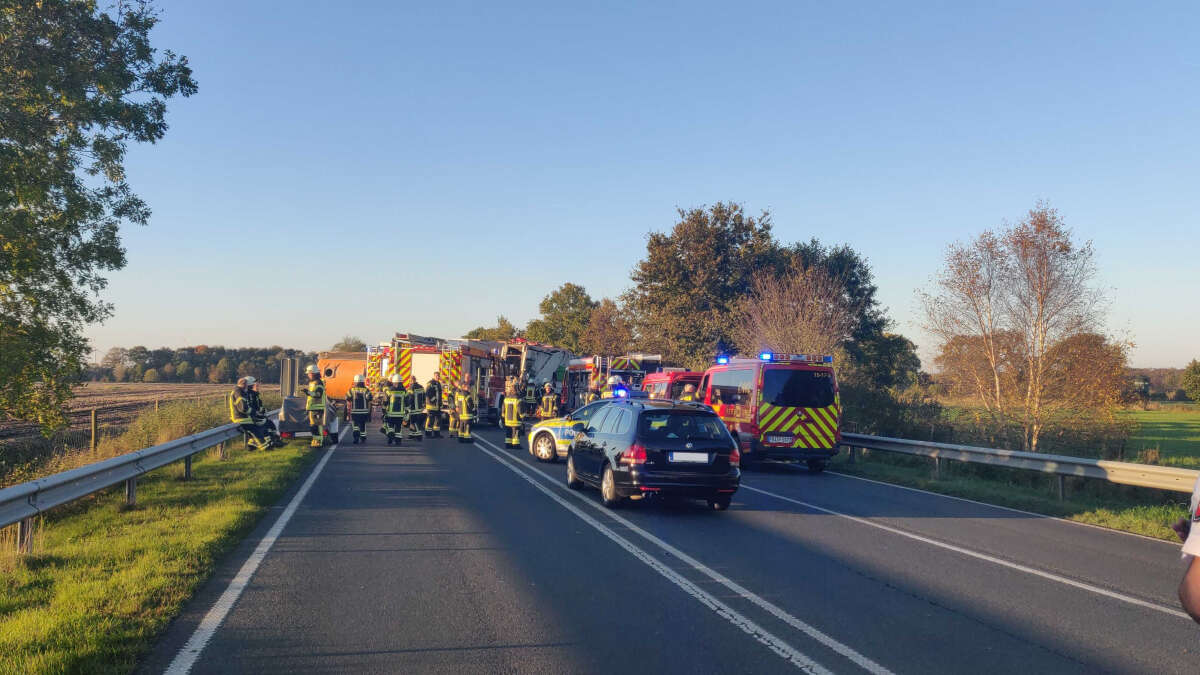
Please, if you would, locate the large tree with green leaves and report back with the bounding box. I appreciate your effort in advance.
[1,1,196,428]
[623,203,780,370]
[464,316,521,342]
[1182,360,1200,403]
[524,283,597,351]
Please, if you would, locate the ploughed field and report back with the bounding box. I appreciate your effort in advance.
[0,383,278,441]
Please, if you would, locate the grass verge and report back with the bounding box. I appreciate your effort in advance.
[829,451,1189,541]
[0,438,318,674]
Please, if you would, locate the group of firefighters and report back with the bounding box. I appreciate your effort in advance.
[230,365,637,451]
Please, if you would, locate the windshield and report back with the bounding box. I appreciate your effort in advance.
[762,369,835,408]
[637,411,729,442]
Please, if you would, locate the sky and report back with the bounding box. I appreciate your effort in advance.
[88,0,1200,368]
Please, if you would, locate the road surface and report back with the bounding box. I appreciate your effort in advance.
[140,424,1200,674]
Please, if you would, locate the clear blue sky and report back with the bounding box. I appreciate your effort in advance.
[90,0,1199,368]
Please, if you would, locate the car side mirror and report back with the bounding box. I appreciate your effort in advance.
[572,422,586,434]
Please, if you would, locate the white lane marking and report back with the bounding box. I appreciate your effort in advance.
[475,435,893,675]
[740,484,1191,621]
[164,428,348,674]
[825,470,1177,545]
[473,442,834,674]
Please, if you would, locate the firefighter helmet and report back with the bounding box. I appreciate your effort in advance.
[353,374,365,384]
[607,375,623,386]
[305,365,319,375]
[244,376,256,385]
[390,373,402,385]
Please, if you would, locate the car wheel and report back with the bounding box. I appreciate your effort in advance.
[534,433,557,463]
[807,459,827,473]
[707,496,732,511]
[566,454,583,490]
[600,464,621,508]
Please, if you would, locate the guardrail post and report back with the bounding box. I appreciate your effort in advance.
[933,456,942,480]
[17,517,33,554]
[90,409,98,454]
[184,454,193,480]
[848,447,857,464]
[218,441,227,460]
[125,478,137,506]
[1057,475,1066,501]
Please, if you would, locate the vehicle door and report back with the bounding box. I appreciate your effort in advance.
[563,400,606,450]
[590,406,626,472]
[575,406,613,478]
[758,366,839,451]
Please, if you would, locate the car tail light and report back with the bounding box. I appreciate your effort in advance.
[729,446,741,468]
[620,443,647,465]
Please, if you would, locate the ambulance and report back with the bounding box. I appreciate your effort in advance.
[697,353,841,472]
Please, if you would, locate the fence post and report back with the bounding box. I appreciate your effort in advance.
[17,517,33,554]
[1056,475,1066,501]
[125,478,137,506]
[90,409,98,454]
[155,399,160,413]
[218,441,227,460]
[184,454,193,480]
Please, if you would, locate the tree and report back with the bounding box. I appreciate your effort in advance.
[580,299,633,356]
[1183,360,1200,403]
[465,316,521,341]
[732,266,855,359]
[142,368,159,383]
[209,357,234,384]
[160,363,175,380]
[331,335,367,352]
[0,1,196,429]
[922,202,1119,451]
[623,203,780,370]
[524,283,597,351]
[192,365,206,383]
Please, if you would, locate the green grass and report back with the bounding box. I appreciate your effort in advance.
[1120,403,1200,467]
[830,452,1189,541]
[0,440,318,674]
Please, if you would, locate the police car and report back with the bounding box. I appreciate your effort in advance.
[526,386,646,462]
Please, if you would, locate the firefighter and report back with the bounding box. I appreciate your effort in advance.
[345,374,372,444]
[522,375,539,417]
[382,374,407,446]
[585,380,601,404]
[601,374,625,399]
[538,382,558,420]
[502,376,523,448]
[456,381,476,443]
[245,376,282,448]
[229,377,271,451]
[446,381,459,435]
[679,383,699,402]
[300,365,326,447]
[408,379,426,440]
[424,372,443,437]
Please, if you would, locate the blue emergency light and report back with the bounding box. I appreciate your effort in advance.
[614,387,629,398]
[715,355,730,365]
[759,352,773,361]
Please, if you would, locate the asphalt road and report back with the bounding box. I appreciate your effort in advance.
[141,423,1200,674]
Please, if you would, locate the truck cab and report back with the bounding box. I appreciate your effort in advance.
[698,353,840,472]
[642,369,703,400]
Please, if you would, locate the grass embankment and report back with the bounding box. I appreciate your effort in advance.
[835,403,1200,541]
[0,398,317,675]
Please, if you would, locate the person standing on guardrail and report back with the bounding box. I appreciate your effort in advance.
[424,372,443,438]
[345,374,372,444]
[245,376,283,448]
[382,374,407,446]
[1171,477,1200,623]
[230,377,271,451]
[300,365,327,447]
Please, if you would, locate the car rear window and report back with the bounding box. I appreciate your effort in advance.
[637,411,728,442]
[762,368,835,408]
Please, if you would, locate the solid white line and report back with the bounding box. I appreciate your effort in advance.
[163,428,348,675]
[740,484,1191,621]
[474,435,893,675]
[473,442,834,674]
[825,470,1178,545]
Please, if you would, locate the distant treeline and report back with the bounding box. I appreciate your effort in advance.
[90,346,318,384]
[1128,367,1191,401]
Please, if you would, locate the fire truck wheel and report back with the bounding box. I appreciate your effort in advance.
[534,433,557,463]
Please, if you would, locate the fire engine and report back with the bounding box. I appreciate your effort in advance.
[563,353,662,409]
[696,352,841,472]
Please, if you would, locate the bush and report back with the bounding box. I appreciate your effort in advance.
[142,368,159,383]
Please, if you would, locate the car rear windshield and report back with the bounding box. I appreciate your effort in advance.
[762,368,835,408]
[637,411,729,442]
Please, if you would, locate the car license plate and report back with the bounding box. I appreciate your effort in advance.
[669,452,708,463]
[765,434,794,445]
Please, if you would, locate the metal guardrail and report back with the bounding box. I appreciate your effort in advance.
[841,432,1200,496]
[0,409,284,553]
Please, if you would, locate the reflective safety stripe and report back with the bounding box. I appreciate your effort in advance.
[228,390,251,424]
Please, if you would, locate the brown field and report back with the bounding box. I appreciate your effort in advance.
[0,382,279,441]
